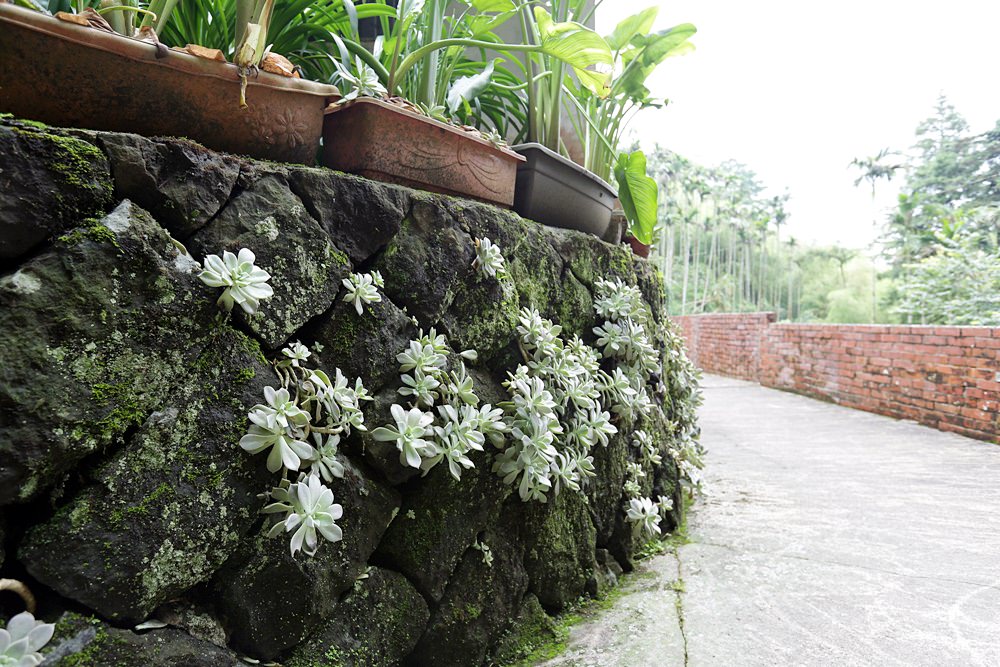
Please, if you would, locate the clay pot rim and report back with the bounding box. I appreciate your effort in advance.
[0,4,340,98]
[325,97,526,162]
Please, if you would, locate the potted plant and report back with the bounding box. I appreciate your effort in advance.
[319,0,610,208]
[0,0,347,163]
[507,0,618,236]
[563,6,695,253]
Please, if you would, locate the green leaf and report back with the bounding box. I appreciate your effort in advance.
[615,151,659,246]
[465,0,515,11]
[447,59,497,113]
[633,23,697,67]
[606,6,658,51]
[342,0,358,37]
[533,6,613,97]
[397,0,425,24]
[466,11,516,36]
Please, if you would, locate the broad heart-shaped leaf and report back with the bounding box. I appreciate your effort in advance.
[534,6,612,97]
[632,23,697,67]
[447,59,497,113]
[615,151,659,246]
[606,6,659,51]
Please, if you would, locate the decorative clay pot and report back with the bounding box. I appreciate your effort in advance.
[0,4,340,164]
[323,97,525,207]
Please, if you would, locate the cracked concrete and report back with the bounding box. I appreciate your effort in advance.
[538,374,1000,666]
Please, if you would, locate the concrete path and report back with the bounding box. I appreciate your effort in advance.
[541,374,1000,667]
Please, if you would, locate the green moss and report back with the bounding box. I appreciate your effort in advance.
[108,482,173,528]
[235,367,257,383]
[90,381,146,440]
[495,587,633,666]
[11,123,112,203]
[47,613,117,667]
[58,221,121,251]
[327,244,350,268]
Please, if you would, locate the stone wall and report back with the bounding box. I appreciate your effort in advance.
[673,313,999,444]
[0,117,697,665]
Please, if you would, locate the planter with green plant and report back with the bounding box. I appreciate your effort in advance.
[0,0,353,163]
[319,0,610,207]
[505,0,620,237]
[563,5,696,253]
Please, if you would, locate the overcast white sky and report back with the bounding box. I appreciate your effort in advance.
[595,0,1000,249]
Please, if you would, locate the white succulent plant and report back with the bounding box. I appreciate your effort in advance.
[0,612,54,667]
[342,272,383,315]
[198,248,274,315]
[240,423,315,473]
[372,404,436,469]
[472,237,506,278]
[334,57,388,102]
[310,434,346,482]
[626,496,662,536]
[279,340,311,368]
[263,474,344,557]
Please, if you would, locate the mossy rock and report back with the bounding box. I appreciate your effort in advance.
[287,166,411,266]
[19,328,276,623]
[519,489,599,613]
[215,455,399,660]
[586,429,630,547]
[96,132,241,240]
[374,197,475,327]
[0,200,219,505]
[0,119,113,261]
[542,225,637,291]
[41,612,242,666]
[308,296,418,396]
[285,567,429,667]
[633,259,667,325]
[438,271,519,364]
[408,516,529,667]
[188,166,351,349]
[488,593,557,666]
[374,445,512,602]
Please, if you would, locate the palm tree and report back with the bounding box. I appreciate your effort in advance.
[851,148,902,322]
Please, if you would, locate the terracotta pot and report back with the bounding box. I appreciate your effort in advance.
[511,143,617,239]
[0,5,339,164]
[627,234,651,258]
[323,98,524,207]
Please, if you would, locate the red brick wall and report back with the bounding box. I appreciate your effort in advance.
[673,313,776,381]
[672,314,1000,444]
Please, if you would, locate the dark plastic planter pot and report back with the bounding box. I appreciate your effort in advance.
[0,5,340,164]
[511,143,617,239]
[323,98,525,207]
